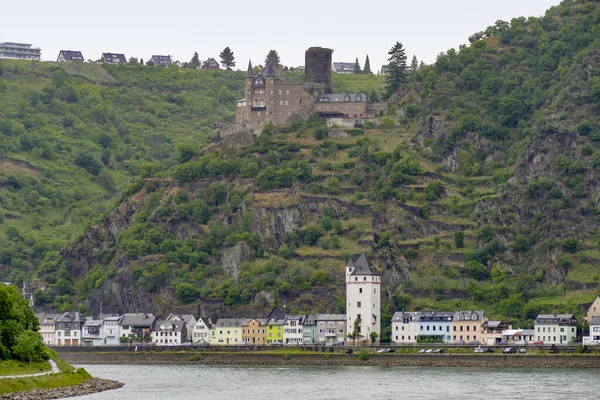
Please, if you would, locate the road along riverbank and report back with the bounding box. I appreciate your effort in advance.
[60,351,600,369]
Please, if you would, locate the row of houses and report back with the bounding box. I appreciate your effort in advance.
[36,309,348,347]
[392,311,579,345]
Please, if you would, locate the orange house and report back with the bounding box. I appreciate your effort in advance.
[242,318,266,345]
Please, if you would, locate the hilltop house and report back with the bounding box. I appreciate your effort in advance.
[211,318,245,345]
[202,58,220,70]
[150,55,172,67]
[391,311,420,344]
[119,313,156,342]
[55,312,85,346]
[534,314,577,344]
[101,53,127,64]
[452,310,486,343]
[346,253,381,344]
[0,42,41,61]
[192,317,213,344]
[380,65,390,74]
[57,50,84,62]
[418,312,453,343]
[333,62,355,74]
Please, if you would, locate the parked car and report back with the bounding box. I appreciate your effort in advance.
[377,348,396,353]
[425,348,433,353]
[498,341,508,345]
[431,348,444,353]
[533,340,544,345]
[454,340,465,345]
[474,346,485,353]
[467,340,480,345]
[332,341,345,346]
[518,348,527,354]
[377,348,388,353]
[503,347,517,354]
[515,340,528,345]
[419,348,427,353]
[485,347,495,353]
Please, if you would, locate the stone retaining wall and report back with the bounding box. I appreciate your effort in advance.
[0,378,122,400]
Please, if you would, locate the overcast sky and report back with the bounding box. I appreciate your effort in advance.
[3,0,560,70]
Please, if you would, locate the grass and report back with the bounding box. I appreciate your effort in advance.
[0,369,92,395]
[0,360,51,376]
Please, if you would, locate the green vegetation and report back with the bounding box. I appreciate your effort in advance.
[0,360,50,376]
[0,368,92,395]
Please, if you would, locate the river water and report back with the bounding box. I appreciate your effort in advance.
[74,364,600,399]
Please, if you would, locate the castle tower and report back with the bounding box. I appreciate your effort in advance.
[346,253,381,344]
[305,47,333,94]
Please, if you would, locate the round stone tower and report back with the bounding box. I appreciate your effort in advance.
[304,47,333,94]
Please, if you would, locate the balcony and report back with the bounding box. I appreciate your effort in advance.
[251,106,267,112]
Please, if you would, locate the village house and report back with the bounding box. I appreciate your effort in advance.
[346,253,381,344]
[452,310,486,343]
[151,319,187,346]
[418,311,453,343]
[192,317,213,344]
[101,315,121,346]
[36,313,62,346]
[283,315,306,345]
[119,313,156,342]
[302,315,317,344]
[211,318,245,345]
[242,318,266,345]
[315,314,347,345]
[266,307,287,344]
[587,296,600,322]
[101,53,127,64]
[0,42,41,61]
[54,312,85,346]
[150,55,172,67]
[333,62,356,74]
[391,311,420,344]
[82,318,103,346]
[589,316,600,342]
[481,320,510,345]
[166,314,196,343]
[502,328,535,344]
[534,314,577,344]
[57,50,84,62]
[202,57,220,70]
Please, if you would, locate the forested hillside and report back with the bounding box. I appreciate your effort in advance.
[3,0,600,341]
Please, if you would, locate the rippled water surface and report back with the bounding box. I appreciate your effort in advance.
[74,364,600,400]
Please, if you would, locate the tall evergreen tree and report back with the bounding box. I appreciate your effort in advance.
[353,57,362,74]
[410,55,419,73]
[386,41,408,97]
[190,52,200,69]
[363,55,372,74]
[265,50,280,66]
[220,47,235,70]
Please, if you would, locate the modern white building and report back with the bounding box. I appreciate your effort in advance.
[534,314,577,344]
[192,317,213,344]
[82,319,103,346]
[346,253,381,344]
[0,42,41,61]
[418,311,453,343]
[151,320,187,346]
[283,315,306,345]
[101,315,122,345]
[391,311,420,344]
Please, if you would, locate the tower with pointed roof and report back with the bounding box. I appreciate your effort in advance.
[346,253,381,344]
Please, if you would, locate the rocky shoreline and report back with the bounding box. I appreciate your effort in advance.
[0,378,123,400]
[60,351,600,369]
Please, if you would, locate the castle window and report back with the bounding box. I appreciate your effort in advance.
[357,302,361,308]
[280,101,283,105]
[279,90,282,95]
[286,90,289,95]
[285,101,288,106]
[299,99,302,105]
[359,288,362,294]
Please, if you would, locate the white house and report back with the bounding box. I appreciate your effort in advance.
[192,317,213,344]
[534,314,577,344]
[101,315,122,345]
[119,313,156,342]
[54,312,85,346]
[166,314,196,343]
[283,315,306,345]
[82,319,103,346]
[391,311,420,344]
[588,316,600,343]
[151,320,187,346]
[346,253,381,344]
[418,311,453,343]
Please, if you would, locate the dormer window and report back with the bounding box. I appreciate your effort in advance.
[345,94,351,102]
[356,94,362,101]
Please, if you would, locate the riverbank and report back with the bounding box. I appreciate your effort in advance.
[0,378,123,400]
[60,351,600,369]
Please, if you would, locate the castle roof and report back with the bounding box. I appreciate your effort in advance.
[264,62,279,78]
[350,253,380,276]
[246,60,253,77]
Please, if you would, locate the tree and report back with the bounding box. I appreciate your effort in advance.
[369,90,380,103]
[410,55,419,73]
[265,50,280,66]
[370,331,378,344]
[347,317,363,344]
[219,47,235,70]
[128,57,138,65]
[12,331,47,362]
[454,231,465,248]
[386,41,408,97]
[140,58,144,66]
[353,57,362,74]
[190,52,200,69]
[363,55,372,74]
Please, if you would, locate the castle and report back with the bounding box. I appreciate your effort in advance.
[346,253,381,343]
[236,47,380,133]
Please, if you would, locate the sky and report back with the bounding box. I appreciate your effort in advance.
[2,0,561,71]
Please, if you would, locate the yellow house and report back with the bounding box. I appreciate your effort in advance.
[242,318,266,344]
[210,318,246,345]
[266,307,287,345]
[452,311,486,343]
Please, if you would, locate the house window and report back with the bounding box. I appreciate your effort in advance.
[359,288,362,293]
[278,90,282,95]
[357,302,361,308]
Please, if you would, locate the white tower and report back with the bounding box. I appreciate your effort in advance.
[346,253,381,344]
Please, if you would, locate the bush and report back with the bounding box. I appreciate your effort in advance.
[562,238,578,254]
[314,126,327,140]
[175,283,200,304]
[454,231,465,249]
[359,351,370,361]
[74,151,103,176]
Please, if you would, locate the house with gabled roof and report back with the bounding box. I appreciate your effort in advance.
[36,313,62,345]
[452,310,486,344]
[346,253,381,344]
[55,312,85,346]
[202,57,220,70]
[283,314,306,345]
[302,314,317,344]
[391,311,420,344]
[243,318,267,344]
[534,314,577,344]
[481,320,510,345]
[57,50,84,62]
[333,62,355,74]
[192,316,213,344]
[315,314,347,345]
[587,295,600,322]
[211,318,246,345]
[151,319,187,346]
[82,318,103,346]
[166,313,196,342]
[101,314,122,346]
[150,55,172,67]
[418,311,453,343]
[266,307,287,344]
[101,53,127,64]
[589,316,600,342]
[119,313,156,342]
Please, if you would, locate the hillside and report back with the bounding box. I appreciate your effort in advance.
[4,0,600,341]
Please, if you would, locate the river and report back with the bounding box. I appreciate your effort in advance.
[72,364,600,399]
